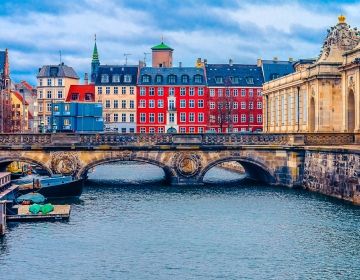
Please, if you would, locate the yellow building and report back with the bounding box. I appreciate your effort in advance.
[10,90,29,132]
[263,15,360,133]
[36,63,79,131]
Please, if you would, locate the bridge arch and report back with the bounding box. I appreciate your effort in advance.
[0,156,53,176]
[199,156,276,185]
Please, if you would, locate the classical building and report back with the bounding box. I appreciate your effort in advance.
[36,63,80,132]
[263,15,360,133]
[206,61,263,132]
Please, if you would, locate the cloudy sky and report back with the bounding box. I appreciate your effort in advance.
[1,0,360,84]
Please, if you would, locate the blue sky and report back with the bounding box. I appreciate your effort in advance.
[1,0,359,84]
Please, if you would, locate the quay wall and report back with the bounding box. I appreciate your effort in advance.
[303,149,360,205]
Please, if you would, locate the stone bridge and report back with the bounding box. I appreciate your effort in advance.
[0,133,356,188]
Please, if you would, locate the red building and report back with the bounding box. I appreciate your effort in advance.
[206,62,264,132]
[137,67,207,133]
[65,84,95,102]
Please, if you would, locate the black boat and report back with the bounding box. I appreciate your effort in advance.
[19,175,84,198]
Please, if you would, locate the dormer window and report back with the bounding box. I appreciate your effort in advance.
[71,93,79,100]
[85,93,93,101]
[215,76,223,84]
[246,77,254,84]
[112,74,120,83]
[232,76,240,84]
[155,75,163,84]
[194,74,203,83]
[101,74,109,83]
[142,75,151,83]
[124,75,132,83]
[181,75,189,84]
[168,74,177,84]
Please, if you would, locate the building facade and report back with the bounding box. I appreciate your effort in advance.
[137,67,207,133]
[15,81,37,132]
[206,62,264,132]
[66,84,95,102]
[263,15,360,133]
[10,91,29,132]
[36,63,80,132]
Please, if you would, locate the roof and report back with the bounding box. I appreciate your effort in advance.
[37,64,79,79]
[95,65,138,85]
[20,80,34,91]
[261,60,295,83]
[138,67,206,85]
[12,91,29,105]
[151,42,173,51]
[205,64,263,87]
[65,84,95,102]
[0,51,5,75]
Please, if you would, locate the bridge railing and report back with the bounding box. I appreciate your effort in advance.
[0,132,355,148]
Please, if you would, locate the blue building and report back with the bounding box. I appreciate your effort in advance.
[51,102,103,132]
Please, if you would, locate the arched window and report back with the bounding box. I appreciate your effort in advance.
[168,74,177,84]
[194,74,203,83]
[155,75,163,84]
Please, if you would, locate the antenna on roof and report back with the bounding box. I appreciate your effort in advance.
[124,53,131,65]
[161,35,164,42]
[144,52,151,66]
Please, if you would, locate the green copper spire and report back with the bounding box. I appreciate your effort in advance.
[92,34,99,62]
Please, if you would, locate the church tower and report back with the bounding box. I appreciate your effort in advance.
[91,35,100,83]
[151,41,173,68]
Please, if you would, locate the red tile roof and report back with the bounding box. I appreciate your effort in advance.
[12,91,29,105]
[66,84,95,102]
[20,80,33,91]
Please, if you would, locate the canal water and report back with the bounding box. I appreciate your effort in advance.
[1,163,360,279]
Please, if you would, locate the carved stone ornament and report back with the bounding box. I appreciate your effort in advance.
[111,150,134,161]
[50,152,81,175]
[173,153,202,177]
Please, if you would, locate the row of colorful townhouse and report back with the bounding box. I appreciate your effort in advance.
[31,40,295,133]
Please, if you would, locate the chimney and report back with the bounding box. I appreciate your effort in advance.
[273,57,278,62]
[229,58,233,66]
[179,62,182,68]
[84,73,89,85]
[289,57,293,62]
[257,58,262,67]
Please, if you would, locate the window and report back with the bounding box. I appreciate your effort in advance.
[169,88,175,96]
[189,127,195,133]
[210,102,215,109]
[215,76,223,84]
[180,127,186,133]
[226,89,230,97]
[198,88,204,96]
[189,113,195,122]
[53,105,59,112]
[85,93,92,101]
[124,75,131,83]
[130,100,134,109]
[233,102,238,109]
[39,79,43,86]
[198,127,204,133]
[98,87,102,94]
[249,114,254,123]
[149,100,155,108]
[114,113,119,122]
[140,87,145,96]
[65,104,70,111]
[64,118,70,126]
[140,127,146,133]
[246,77,254,84]
[158,87,164,96]
[158,113,164,123]
[121,128,126,133]
[194,75,203,83]
[58,79,63,86]
[241,114,246,123]
[249,102,253,109]
[122,100,126,109]
[39,103,43,112]
[218,89,223,97]
[189,88,194,96]
[114,100,118,108]
[105,100,111,108]
[232,77,240,84]
[210,115,215,123]
[57,91,63,99]
[158,99,164,108]
[47,91,52,99]
[149,113,155,123]
[180,100,186,108]
[241,89,246,97]
[233,89,238,97]
[155,75,163,83]
[149,127,155,133]
[241,102,246,109]
[122,113,126,122]
[47,78,51,86]
[198,113,204,122]
[198,100,204,108]
[257,114,262,123]
[130,87,134,95]
[257,89,262,96]
[168,100,175,110]
[106,114,110,122]
[38,90,43,99]
[106,87,110,94]
[140,113,146,123]
[168,75,176,84]
[71,93,78,101]
[257,102,262,109]
[181,75,189,84]
[189,100,195,108]
[158,127,164,133]
[139,100,146,108]
[210,89,215,97]
[169,113,175,123]
[122,87,126,95]
[233,114,238,123]
[142,75,150,83]
[180,113,186,122]
[112,74,120,83]
[130,114,135,122]
[180,88,186,96]
[114,87,118,94]
[249,89,253,97]
[130,128,135,133]
[46,103,52,112]
[149,87,155,96]
[101,74,109,83]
